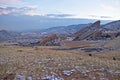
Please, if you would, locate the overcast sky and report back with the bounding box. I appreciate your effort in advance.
[0,0,120,20]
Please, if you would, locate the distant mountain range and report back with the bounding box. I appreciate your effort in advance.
[40,24,90,35]
[0,30,20,41]
[0,20,120,42]
[31,20,120,46]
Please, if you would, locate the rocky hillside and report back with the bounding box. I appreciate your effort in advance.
[0,30,20,42]
[40,24,90,35]
[102,20,120,31]
[101,20,120,39]
[0,24,90,42]
[71,20,120,41]
[1,20,120,43]
[72,21,101,40]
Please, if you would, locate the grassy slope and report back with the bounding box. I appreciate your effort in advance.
[0,45,120,80]
[104,36,120,49]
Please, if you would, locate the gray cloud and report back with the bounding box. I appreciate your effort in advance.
[0,6,36,15]
[89,15,98,17]
[100,16,112,18]
[46,14,74,18]
[0,0,22,4]
[89,15,112,19]
[0,6,74,18]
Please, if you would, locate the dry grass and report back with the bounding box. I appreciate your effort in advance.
[0,44,120,80]
[104,36,120,49]
[61,41,99,48]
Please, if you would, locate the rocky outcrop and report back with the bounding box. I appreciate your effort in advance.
[39,34,59,46]
[25,34,59,46]
[102,20,120,31]
[72,20,120,41]
[101,20,120,39]
[101,31,120,39]
[73,21,102,40]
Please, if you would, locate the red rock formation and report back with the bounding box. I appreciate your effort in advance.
[73,21,101,40]
[40,34,58,45]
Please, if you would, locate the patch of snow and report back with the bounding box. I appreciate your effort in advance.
[58,63,61,66]
[41,72,64,80]
[62,70,74,76]
[99,68,105,72]
[74,66,81,69]
[114,70,120,74]
[6,71,12,75]
[16,75,26,80]
[107,70,114,74]
[27,76,32,80]
[99,78,109,80]
[41,75,64,80]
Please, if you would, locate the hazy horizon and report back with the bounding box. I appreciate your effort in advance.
[0,0,120,31]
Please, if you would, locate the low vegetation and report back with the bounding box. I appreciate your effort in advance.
[104,36,120,49]
[0,44,120,80]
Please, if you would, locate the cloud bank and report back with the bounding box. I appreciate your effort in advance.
[0,6,74,18]
[0,6,37,15]
[0,0,22,4]
[46,14,74,18]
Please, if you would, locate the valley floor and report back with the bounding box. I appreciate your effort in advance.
[0,44,120,80]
